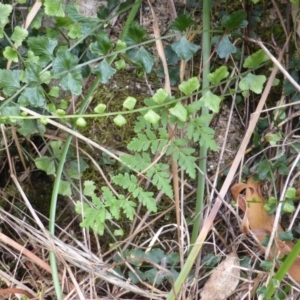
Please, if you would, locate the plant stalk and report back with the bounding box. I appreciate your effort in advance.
[190,0,211,247]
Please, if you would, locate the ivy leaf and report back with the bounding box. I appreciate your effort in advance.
[125,22,147,46]
[92,59,116,83]
[169,102,188,122]
[18,86,46,107]
[58,180,72,196]
[169,14,195,32]
[52,46,82,94]
[257,159,271,180]
[127,47,155,73]
[216,35,236,59]
[164,45,180,65]
[239,73,266,94]
[260,260,273,271]
[221,10,248,30]
[90,31,113,55]
[171,36,199,61]
[199,90,221,113]
[144,109,160,124]
[18,119,45,137]
[35,156,55,175]
[207,66,229,85]
[179,77,200,95]
[23,63,43,83]
[243,49,270,69]
[0,4,12,28]
[11,26,28,46]
[27,36,58,66]
[1,105,20,123]
[3,46,18,62]
[0,70,21,96]
[66,4,99,35]
[44,0,65,17]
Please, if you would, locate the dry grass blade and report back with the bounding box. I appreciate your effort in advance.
[0,208,167,299]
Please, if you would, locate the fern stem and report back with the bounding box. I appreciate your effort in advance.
[165,1,211,299]
[190,0,211,248]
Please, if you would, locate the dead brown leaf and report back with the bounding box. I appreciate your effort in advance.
[231,177,300,282]
[200,252,240,300]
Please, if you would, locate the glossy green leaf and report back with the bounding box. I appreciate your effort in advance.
[164,45,180,65]
[260,260,273,271]
[144,109,160,124]
[92,59,116,83]
[3,46,18,62]
[125,22,147,46]
[169,14,195,32]
[0,70,21,96]
[90,31,113,55]
[278,231,294,241]
[18,86,46,107]
[243,49,270,69]
[52,46,82,94]
[44,0,65,17]
[216,35,236,59]
[11,26,28,46]
[171,36,199,61]
[127,47,155,73]
[18,119,45,137]
[27,36,58,66]
[35,156,56,175]
[199,90,221,113]
[257,159,271,180]
[66,4,99,35]
[221,10,248,29]
[207,66,229,85]
[169,102,188,122]
[239,73,266,94]
[179,77,200,95]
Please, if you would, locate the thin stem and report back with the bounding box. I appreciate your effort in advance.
[190,0,211,247]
